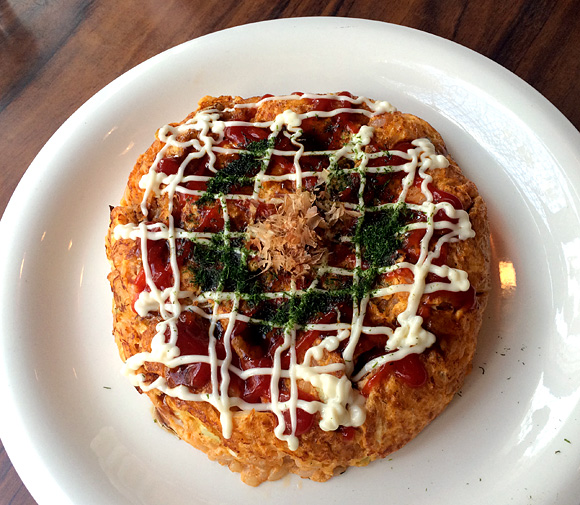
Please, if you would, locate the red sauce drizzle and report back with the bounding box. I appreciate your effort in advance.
[339,426,356,441]
[282,408,316,437]
[280,389,317,436]
[224,125,270,147]
[131,236,194,311]
[361,353,427,396]
[157,157,182,175]
[238,356,273,403]
[145,239,173,290]
[166,312,214,390]
[429,183,463,210]
[194,201,224,233]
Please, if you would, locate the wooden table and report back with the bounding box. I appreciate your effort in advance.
[1,0,579,503]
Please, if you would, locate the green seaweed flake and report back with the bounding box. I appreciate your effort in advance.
[190,234,261,296]
[265,288,352,329]
[326,157,356,196]
[197,138,273,205]
[354,204,408,267]
[352,266,379,301]
[244,137,273,157]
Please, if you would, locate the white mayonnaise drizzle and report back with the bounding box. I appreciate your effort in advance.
[115,93,475,449]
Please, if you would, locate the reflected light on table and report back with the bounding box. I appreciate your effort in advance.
[103,126,118,140]
[19,252,25,279]
[499,260,516,291]
[120,141,135,156]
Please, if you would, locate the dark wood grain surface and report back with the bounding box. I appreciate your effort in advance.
[1,0,579,503]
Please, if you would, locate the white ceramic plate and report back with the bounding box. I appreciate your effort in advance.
[1,17,579,505]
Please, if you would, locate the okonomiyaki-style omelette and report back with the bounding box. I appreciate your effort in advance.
[106,92,491,485]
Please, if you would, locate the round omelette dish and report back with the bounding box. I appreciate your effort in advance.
[106,92,491,485]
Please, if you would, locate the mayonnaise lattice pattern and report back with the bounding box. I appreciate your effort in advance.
[113,93,475,450]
